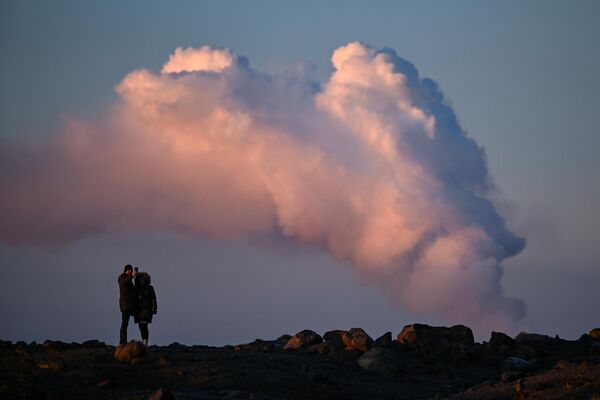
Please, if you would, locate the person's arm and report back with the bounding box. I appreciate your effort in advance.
[118,273,133,286]
[150,286,157,314]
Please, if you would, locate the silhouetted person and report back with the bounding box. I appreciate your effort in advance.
[118,264,137,344]
[134,272,157,346]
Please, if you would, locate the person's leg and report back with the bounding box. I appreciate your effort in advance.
[139,323,149,345]
[120,312,130,344]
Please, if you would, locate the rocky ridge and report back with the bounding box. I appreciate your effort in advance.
[1,324,600,399]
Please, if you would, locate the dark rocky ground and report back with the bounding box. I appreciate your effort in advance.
[2,325,600,400]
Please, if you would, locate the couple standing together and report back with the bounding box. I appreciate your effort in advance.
[118,264,158,346]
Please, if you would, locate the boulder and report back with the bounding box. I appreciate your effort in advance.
[589,328,600,339]
[488,331,515,350]
[514,332,554,346]
[114,341,145,364]
[343,328,374,352]
[374,332,393,348]
[277,334,292,342]
[488,331,516,358]
[397,324,474,353]
[284,330,323,350]
[323,330,347,351]
[358,347,397,377]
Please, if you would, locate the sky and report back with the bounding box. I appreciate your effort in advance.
[1,1,599,346]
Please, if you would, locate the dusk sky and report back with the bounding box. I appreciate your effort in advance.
[1,1,599,346]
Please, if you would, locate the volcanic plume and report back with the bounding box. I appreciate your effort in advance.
[0,42,526,331]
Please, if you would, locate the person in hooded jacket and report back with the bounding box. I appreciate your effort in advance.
[133,272,157,346]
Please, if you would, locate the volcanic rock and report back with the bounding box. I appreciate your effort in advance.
[323,330,347,351]
[397,324,474,353]
[514,332,554,346]
[284,330,323,350]
[343,328,374,352]
[374,331,393,348]
[358,347,397,377]
[277,334,292,342]
[114,341,145,364]
[488,331,516,358]
[489,331,515,350]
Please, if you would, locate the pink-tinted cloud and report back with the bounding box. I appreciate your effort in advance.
[0,42,526,332]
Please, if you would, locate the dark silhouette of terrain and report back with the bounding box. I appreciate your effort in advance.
[2,324,600,399]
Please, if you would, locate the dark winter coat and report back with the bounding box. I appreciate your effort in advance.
[118,272,136,312]
[134,273,157,323]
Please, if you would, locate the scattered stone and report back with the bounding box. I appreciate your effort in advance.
[357,347,397,377]
[114,341,145,364]
[284,330,323,350]
[374,332,393,348]
[149,388,176,400]
[397,324,474,353]
[323,330,347,351]
[37,359,65,371]
[342,328,373,352]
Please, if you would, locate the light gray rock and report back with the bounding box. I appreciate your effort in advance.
[357,347,397,377]
[501,356,536,372]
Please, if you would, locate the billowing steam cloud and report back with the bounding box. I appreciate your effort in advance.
[0,42,526,331]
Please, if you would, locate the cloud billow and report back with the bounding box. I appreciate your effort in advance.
[0,42,526,332]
